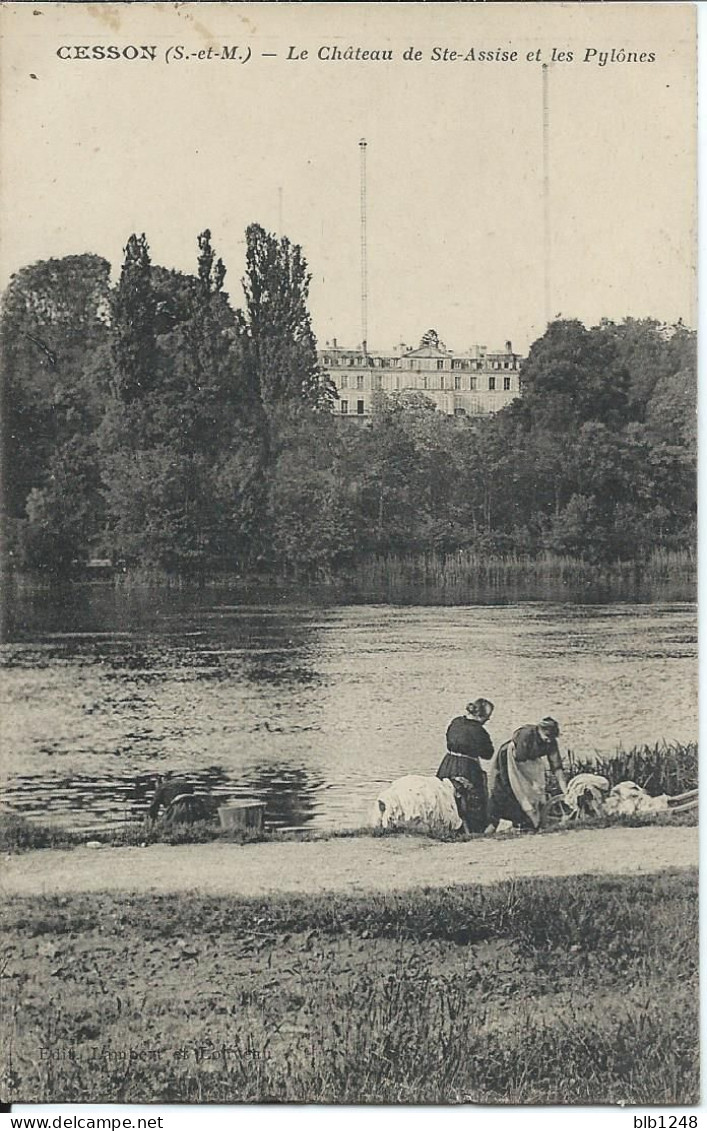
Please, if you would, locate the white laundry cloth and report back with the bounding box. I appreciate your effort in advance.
[604,780,669,816]
[564,773,611,816]
[372,774,463,833]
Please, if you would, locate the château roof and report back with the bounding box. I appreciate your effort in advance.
[404,344,450,359]
[320,328,517,359]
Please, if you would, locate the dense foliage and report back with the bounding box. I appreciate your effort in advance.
[1,229,696,578]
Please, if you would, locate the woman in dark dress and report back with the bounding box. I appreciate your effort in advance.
[436,698,495,833]
[486,716,568,831]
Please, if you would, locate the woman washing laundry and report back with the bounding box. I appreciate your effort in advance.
[486,716,568,832]
[436,698,495,833]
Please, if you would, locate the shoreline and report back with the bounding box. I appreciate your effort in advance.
[2,824,698,899]
[4,545,696,604]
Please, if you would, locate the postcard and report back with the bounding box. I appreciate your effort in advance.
[0,1,698,1112]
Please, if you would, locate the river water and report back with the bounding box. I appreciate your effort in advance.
[1,587,697,831]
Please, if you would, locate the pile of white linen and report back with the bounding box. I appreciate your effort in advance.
[563,773,611,816]
[372,774,463,833]
[602,780,669,816]
[562,774,668,817]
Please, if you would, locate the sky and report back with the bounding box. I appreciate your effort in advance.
[0,2,697,355]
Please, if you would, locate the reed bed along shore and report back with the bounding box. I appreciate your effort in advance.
[340,547,696,604]
[568,740,698,797]
[1,870,698,1104]
[5,547,696,603]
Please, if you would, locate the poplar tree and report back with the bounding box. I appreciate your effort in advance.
[239,224,335,414]
[110,233,156,404]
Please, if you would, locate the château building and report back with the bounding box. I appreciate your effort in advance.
[318,329,523,418]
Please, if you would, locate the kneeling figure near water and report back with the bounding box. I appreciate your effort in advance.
[148,775,217,825]
[486,717,568,832]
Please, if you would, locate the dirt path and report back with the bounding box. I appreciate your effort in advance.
[1,825,698,899]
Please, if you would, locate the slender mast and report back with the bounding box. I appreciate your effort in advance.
[359,138,368,354]
[542,65,551,328]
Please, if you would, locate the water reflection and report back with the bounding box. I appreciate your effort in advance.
[241,763,325,828]
[3,770,167,829]
[2,763,324,830]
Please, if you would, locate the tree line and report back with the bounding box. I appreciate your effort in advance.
[1,227,696,579]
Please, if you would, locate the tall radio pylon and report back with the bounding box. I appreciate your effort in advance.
[542,65,551,329]
[359,138,368,354]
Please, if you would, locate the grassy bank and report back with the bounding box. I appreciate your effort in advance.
[0,804,698,854]
[1,870,698,1104]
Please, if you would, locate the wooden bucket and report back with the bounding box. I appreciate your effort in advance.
[217,801,266,832]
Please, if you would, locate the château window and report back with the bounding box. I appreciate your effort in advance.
[357,375,364,390]
[489,376,496,391]
[357,400,365,415]
[422,375,428,390]
[440,375,445,390]
[454,375,461,391]
[437,360,445,370]
[373,374,382,391]
[503,376,511,391]
[340,375,348,389]
[340,400,348,414]
[470,376,477,391]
